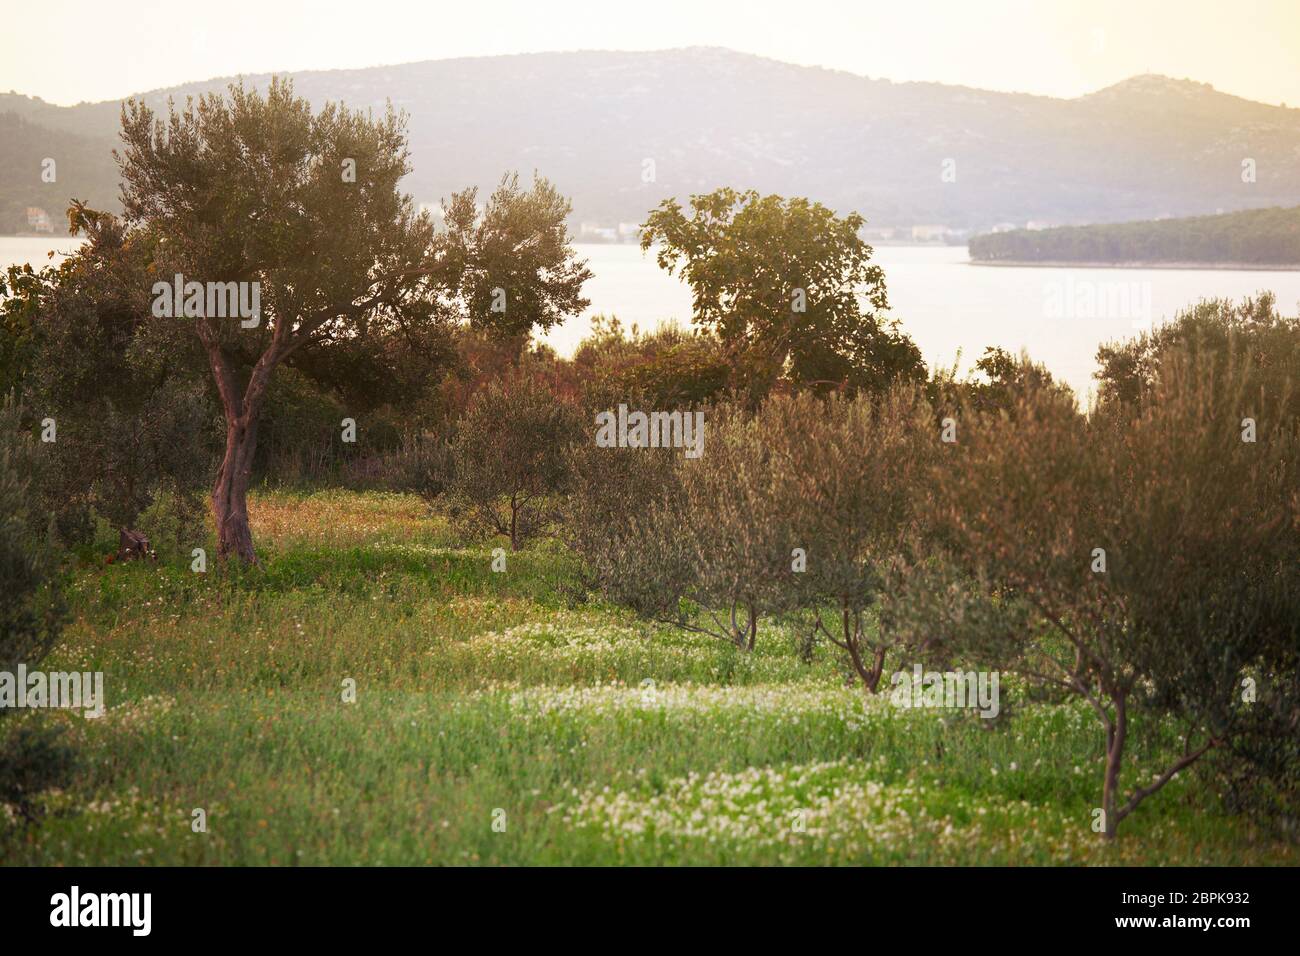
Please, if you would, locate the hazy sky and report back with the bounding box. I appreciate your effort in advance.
[8,0,1300,107]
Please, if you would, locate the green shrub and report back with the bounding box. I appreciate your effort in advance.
[763,386,937,689]
[135,484,209,562]
[0,719,79,821]
[447,377,582,550]
[563,416,688,615]
[0,395,65,673]
[0,396,74,819]
[565,401,795,649]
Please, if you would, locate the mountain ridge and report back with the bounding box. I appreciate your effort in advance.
[3,47,1300,236]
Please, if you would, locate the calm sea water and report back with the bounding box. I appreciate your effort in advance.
[1,235,87,269]
[6,236,1299,404]
[552,244,1300,404]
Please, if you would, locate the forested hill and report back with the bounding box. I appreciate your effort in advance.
[4,49,1300,235]
[0,111,120,235]
[968,206,1300,268]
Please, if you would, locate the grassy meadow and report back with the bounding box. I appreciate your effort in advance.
[1,490,1292,866]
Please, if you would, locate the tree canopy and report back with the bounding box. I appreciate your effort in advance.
[640,187,924,398]
[10,78,591,563]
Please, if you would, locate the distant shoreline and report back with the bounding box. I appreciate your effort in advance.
[970,258,1300,272]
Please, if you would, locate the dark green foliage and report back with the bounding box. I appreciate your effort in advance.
[640,188,925,398]
[0,397,75,819]
[438,173,592,340]
[1095,293,1299,417]
[0,396,66,673]
[0,205,219,542]
[0,263,46,399]
[0,720,80,821]
[970,205,1300,266]
[598,340,731,409]
[572,317,731,410]
[965,347,1073,414]
[135,484,209,563]
[1208,659,1300,835]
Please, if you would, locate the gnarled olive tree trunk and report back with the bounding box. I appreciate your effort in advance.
[201,329,284,565]
[211,413,261,563]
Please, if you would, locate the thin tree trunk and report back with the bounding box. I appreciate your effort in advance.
[866,645,886,692]
[200,329,279,565]
[192,284,371,563]
[844,636,879,692]
[842,606,885,693]
[1101,693,1127,841]
[212,414,260,563]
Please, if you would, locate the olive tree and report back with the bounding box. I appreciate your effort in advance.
[928,346,1299,839]
[563,412,689,615]
[114,79,589,563]
[640,187,924,398]
[448,376,582,551]
[565,401,793,650]
[765,387,937,689]
[672,405,796,648]
[115,80,446,561]
[1094,293,1299,416]
[439,173,592,341]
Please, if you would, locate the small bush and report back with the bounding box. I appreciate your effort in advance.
[0,719,79,821]
[564,423,688,615]
[446,377,582,550]
[135,484,209,562]
[0,395,65,673]
[0,396,73,820]
[565,401,795,649]
[348,431,455,497]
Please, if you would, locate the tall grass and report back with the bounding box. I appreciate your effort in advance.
[1,491,1291,865]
